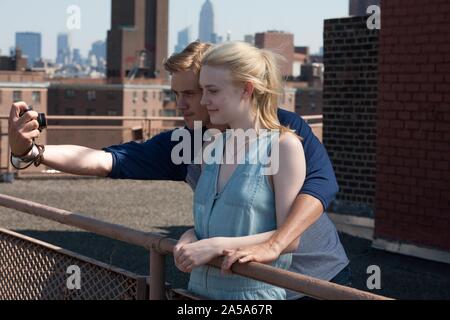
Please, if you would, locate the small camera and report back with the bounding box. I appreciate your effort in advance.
[19,106,47,132]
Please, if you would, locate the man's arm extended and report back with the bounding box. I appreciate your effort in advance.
[9,102,113,177]
[9,101,186,181]
[42,146,112,177]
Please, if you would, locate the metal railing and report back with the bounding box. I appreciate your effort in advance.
[0,193,392,300]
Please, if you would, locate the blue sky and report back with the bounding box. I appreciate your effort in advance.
[0,0,348,60]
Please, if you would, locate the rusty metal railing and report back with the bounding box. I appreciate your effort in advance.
[0,193,392,300]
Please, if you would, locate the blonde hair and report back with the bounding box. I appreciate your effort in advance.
[201,41,296,135]
[164,41,213,74]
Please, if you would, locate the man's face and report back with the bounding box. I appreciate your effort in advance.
[171,70,211,129]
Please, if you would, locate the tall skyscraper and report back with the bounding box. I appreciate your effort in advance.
[107,0,169,79]
[57,33,71,65]
[90,40,106,61]
[72,49,82,65]
[175,27,191,53]
[15,32,41,67]
[349,0,380,16]
[199,0,215,43]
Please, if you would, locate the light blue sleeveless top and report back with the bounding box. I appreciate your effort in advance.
[188,131,292,300]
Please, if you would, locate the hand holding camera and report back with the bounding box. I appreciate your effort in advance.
[9,101,47,170]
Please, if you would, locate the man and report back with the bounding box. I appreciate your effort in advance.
[8,41,350,299]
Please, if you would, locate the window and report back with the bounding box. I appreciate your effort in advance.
[13,91,22,102]
[142,109,148,117]
[159,92,163,102]
[153,91,156,99]
[65,90,76,99]
[132,109,137,117]
[160,109,176,117]
[87,91,96,101]
[107,109,118,116]
[310,103,316,110]
[133,91,138,103]
[143,91,148,102]
[87,109,96,115]
[32,91,41,103]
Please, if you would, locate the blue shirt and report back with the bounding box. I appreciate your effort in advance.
[104,108,339,210]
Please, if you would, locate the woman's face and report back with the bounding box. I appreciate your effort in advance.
[199,65,247,126]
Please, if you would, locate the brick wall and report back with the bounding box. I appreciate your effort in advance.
[323,16,379,217]
[255,31,295,78]
[375,0,450,251]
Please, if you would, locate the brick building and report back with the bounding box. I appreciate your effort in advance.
[0,49,28,72]
[323,16,379,217]
[107,0,169,80]
[255,31,294,78]
[349,0,380,16]
[295,87,323,117]
[324,1,450,263]
[46,79,178,149]
[375,0,450,257]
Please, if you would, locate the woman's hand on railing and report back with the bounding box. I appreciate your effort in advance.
[221,240,284,274]
[173,237,224,274]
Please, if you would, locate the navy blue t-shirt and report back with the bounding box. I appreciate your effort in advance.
[103,109,339,210]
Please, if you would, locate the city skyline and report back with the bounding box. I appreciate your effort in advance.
[0,0,348,61]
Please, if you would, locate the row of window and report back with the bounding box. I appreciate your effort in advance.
[132,91,163,103]
[62,90,164,103]
[8,91,41,103]
[60,108,118,116]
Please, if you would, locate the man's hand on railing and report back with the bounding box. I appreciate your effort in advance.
[221,240,283,274]
[9,101,40,156]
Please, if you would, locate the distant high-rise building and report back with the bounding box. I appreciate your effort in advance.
[244,35,255,45]
[57,33,71,65]
[226,30,231,42]
[175,27,191,53]
[15,32,41,67]
[72,49,82,65]
[349,0,380,16]
[199,0,215,43]
[107,0,169,79]
[90,40,106,61]
[255,31,294,77]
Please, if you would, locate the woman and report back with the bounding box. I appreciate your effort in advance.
[173,41,306,300]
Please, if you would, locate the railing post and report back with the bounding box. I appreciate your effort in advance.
[149,249,166,300]
[147,119,152,138]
